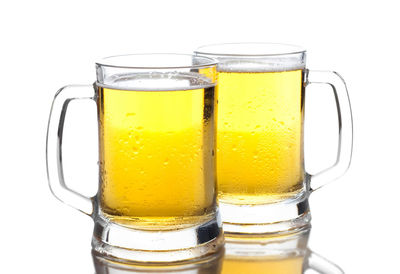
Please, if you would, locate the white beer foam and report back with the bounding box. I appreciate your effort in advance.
[98,72,214,91]
[217,59,305,73]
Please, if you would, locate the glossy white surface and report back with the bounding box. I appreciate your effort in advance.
[1,0,399,273]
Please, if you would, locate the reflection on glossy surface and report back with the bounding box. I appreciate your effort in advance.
[221,229,343,274]
[93,229,343,274]
[222,232,306,274]
[92,249,224,274]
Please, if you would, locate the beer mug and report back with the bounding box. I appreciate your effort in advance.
[46,54,223,263]
[195,43,353,236]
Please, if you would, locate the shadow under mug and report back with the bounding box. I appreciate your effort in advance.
[46,54,223,263]
[195,43,353,236]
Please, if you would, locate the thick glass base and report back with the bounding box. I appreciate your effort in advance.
[91,211,224,264]
[220,191,311,237]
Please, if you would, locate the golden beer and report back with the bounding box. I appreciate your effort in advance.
[221,256,304,274]
[97,83,216,228]
[217,69,304,204]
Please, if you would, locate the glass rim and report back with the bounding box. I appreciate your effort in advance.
[194,42,306,57]
[95,53,218,69]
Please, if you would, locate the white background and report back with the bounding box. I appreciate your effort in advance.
[1,0,399,273]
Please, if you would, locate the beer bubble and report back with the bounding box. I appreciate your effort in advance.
[163,159,169,166]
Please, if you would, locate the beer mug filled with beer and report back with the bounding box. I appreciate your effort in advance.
[46,54,223,263]
[195,43,353,236]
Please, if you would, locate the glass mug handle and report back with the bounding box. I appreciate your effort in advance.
[306,250,345,274]
[46,85,95,216]
[305,70,353,191]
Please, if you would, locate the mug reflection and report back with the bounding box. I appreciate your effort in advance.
[222,229,343,274]
[92,249,224,274]
[92,229,343,274]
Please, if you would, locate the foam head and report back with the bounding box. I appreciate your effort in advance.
[195,43,306,72]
